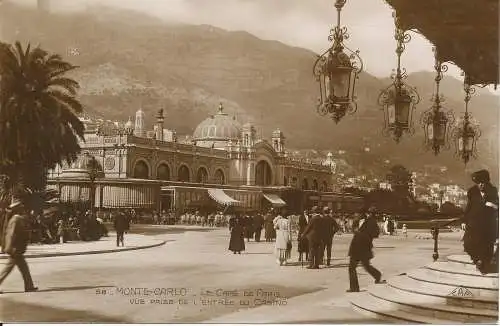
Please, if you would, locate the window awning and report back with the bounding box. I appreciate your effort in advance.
[207,189,240,206]
[263,193,286,207]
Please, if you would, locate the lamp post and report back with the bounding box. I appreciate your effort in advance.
[378,12,420,143]
[420,47,455,155]
[431,223,439,261]
[451,73,481,165]
[85,153,100,215]
[313,0,363,124]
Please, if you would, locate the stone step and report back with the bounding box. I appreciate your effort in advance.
[407,269,498,295]
[368,284,498,323]
[349,292,454,324]
[426,261,499,278]
[447,255,475,265]
[388,275,498,310]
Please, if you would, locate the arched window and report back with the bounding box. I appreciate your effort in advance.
[255,160,272,186]
[302,178,309,190]
[196,167,209,183]
[157,164,170,181]
[323,181,329,192]
[214,169,225,185]
[291,177,298,187]
[312,179,319,191]
[178,165,190,182]
[133,160,149,179]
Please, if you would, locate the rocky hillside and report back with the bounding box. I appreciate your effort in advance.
[0,2,497,185]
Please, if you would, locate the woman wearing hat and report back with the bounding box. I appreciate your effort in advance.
[463,169,498,274]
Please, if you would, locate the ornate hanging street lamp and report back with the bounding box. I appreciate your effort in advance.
[378,12,420,143]
[420,47,455,155]
[452,74,481,164]
[313,0,363,124]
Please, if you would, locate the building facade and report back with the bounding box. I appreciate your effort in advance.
[47,104,361,213]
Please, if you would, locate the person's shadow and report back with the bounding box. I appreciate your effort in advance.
[1,285,114,294]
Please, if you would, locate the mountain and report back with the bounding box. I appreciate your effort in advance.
[0,2,498,186]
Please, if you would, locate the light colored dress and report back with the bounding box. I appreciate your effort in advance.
[274,216,292,264]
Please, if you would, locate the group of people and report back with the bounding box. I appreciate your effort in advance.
[226,205,386,292]
[16,208,107,245]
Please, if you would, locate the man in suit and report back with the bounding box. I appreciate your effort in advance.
[302,206,324,269]
[0,194,38,293]
[253,213,264,242]
[114,210,130,247]
[322,207,340,266]
[347,206,384,292]
[463,169,499,274]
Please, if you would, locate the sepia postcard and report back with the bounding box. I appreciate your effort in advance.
[0,0,498,324]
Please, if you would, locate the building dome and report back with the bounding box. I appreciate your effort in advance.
[193,103,241,142]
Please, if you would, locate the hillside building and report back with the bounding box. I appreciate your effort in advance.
[47,103,363,213]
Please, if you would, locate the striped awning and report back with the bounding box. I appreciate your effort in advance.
[102,185,155,208]
[263,193,286,207]
[207,189,240,206]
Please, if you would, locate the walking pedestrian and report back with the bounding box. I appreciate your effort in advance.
[347,206,385,292]
[228,215,245,254]
[402,224,408,238]
[114,210,130,247]
[0,194,38,293]
[301,206,323,269]
[463,169,499,274]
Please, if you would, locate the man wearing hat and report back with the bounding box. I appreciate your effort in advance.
[347,206,384,292]
[463,169,498,274]
[0,195,38,293]
[302,206,324,269]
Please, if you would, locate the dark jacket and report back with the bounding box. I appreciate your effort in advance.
[302,213,324,244]
[464,184,498,237]
[253,214,264,230]
[463,183,499,258]
[3,213,29,255]
[323,214,340,241]
[348,216,380,261]
[114,213,130,232]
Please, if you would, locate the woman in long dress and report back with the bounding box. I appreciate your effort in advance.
[228,215,245,254]
[274,214,292,265]
[297,211,309,262]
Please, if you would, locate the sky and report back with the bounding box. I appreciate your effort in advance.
[12,0,500,95]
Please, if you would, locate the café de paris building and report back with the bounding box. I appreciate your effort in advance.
[47,104,362,214]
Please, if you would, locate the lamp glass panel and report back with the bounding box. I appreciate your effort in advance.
[434,122,446,143]
[387,103,396,125]
[395,99,410,126]
[328,67,351,99]
[464,135,473,151]
[428,123,434,140]
[458,136,470,152]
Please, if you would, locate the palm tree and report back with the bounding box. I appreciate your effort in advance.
[0,41,85,206]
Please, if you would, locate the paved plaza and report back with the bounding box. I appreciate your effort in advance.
[0,227,464,323]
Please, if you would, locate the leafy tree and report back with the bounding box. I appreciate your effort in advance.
[386,164,412,198]
[440,201,463,216]
[0,41,84,204]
